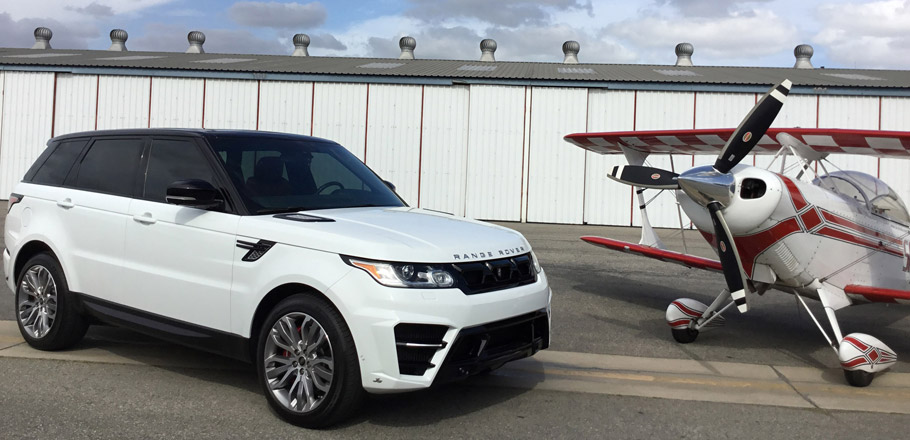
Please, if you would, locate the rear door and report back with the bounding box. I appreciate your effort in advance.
[61,137,145,299]
[121,136,239,332]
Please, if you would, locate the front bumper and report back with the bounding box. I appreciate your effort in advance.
[326,268,552,393]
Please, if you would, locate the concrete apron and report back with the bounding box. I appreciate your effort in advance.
[2,320,910,414]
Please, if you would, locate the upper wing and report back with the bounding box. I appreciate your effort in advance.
[581,236,723,273]
[565,128,910,159]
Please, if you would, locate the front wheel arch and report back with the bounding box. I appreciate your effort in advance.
[249,283,344,360]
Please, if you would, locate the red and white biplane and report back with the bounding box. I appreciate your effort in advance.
[565,79,910,387]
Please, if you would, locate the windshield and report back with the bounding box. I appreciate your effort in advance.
[208,135,405,214]
[814,171,910,224]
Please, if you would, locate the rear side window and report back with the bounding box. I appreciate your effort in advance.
[143,138,216,202]
[73,138,144,197]
[31,140,87,186]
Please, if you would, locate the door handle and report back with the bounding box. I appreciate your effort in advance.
[56,198,74,209]
[132,213,157,224]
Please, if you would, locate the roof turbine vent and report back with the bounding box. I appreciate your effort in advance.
[562,40,580,64]
[480,38,497,62]
[32,27,53,50]
[292,33,310,56]
[399,36,416,59]
[675,42,693,66]
[794,44,814,69]
[108,29,128,51]
[186,30,206,54]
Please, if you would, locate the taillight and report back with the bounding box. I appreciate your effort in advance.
[8,193,23,212]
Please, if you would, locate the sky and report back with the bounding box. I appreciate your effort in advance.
[1,0,909,69]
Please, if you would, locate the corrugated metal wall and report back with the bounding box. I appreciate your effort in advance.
[150,77,204,128]
[419,85,470,215]
[1,71,909,228]
[258,80,312,135]
[464,85,526,221]
[54,74,97,136]
[526,87,588,224]
[365,84,423,205]
[312,82,367,160]
[96,76,150,130]
[0,71,54,197]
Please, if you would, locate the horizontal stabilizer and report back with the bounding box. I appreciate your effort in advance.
[581,236,722,273]
[608,165,680,189]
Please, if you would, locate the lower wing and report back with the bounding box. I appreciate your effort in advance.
[581,236,723,273]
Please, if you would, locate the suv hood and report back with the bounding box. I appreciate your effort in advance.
[238,207,531,263]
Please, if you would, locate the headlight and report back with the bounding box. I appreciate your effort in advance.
[531,251,542,274]
[345,257,455,288]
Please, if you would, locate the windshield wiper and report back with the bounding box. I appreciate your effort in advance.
[255,206,311,215]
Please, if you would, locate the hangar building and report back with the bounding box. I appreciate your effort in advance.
[2,29,909,228]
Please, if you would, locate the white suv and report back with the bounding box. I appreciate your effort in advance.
[3,129,551,428]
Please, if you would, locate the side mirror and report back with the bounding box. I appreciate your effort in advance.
[166,179,223,210]
[383,180,396,192]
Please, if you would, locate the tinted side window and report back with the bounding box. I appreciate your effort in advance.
[31,140,87,185]
[143,138,216,202]
[74,138,144,197]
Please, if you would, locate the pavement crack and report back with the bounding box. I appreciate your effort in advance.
[770,365,824,412]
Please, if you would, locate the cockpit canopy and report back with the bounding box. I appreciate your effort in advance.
[813,171,910,224]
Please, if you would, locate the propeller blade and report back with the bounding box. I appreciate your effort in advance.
[608,165,680,189]
[707,202,750,313]
[714,79,792,174]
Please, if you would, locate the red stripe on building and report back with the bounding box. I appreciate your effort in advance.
[50,72,58,137]
[94,75,100,130]
[147,77,153,128]
[416,85,425,207]
[201,78,206,128]
[362,83,370,163]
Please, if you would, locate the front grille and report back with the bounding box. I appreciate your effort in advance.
[450,253,536,295]
[436,310,549,383]
[394,324,448,376]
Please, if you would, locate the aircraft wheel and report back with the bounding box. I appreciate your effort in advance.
[844,369,874,387]
[671,327,699,344]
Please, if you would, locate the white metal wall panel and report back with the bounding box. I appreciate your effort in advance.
[258,80,313,135]
[464,85,526,221]
[0,71,54,197]
[818,95,879,177]
[526,87,588,224]
[756,94,820,171]
[584,90,635,225]
[633,91,695,228]
[312,83,368,160]
[149,77,204,128]
[695,92,756,168]
[879,97,910,206]
[53,74,97,136]
[203,79,258,130]
[364,84,423,205]
[419,85,470,215]
[0,71,3,173]
[96,76,150,129]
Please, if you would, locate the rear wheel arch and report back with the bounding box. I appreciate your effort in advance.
[13,240,57,283]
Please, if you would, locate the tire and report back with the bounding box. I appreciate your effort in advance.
[844,369,874,387]
[15,252,88,350]
[671,327,699,344]
[255,294,365,428]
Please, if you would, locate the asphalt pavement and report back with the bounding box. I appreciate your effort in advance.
[3,201,910,437]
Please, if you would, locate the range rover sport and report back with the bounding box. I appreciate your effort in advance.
[3,129,551,428]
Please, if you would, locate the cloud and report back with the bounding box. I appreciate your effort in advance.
[0,12,99,49]
[228,1,327,29]
[310,33,347,51]
[813,0,910,68]
[64,2,114,18]
[405,0,592,28]
[129,23,287,55]
[654,0,774,17]
[606,9,798,64]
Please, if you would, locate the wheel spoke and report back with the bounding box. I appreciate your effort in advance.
[312,363,333,392]
[300,372,316,411]
[306,329,326,355]
[303,316,317,345]
[24,270,40,295]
